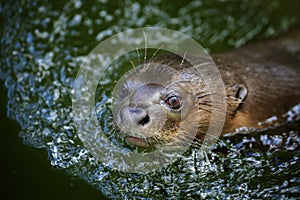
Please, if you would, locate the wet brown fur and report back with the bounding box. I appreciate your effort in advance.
[150,29,300,134]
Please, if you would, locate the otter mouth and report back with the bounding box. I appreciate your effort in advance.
[125,135,151,148]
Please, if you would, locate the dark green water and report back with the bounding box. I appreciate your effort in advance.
[1,0,300,199]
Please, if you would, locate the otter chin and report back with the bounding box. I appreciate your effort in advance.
[112,29,300,148]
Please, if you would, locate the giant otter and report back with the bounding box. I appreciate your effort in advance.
[112,29,300,148]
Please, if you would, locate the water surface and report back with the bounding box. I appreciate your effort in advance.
[1,0,300,199]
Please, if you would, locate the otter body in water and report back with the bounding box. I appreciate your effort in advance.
[212,30,300,132]
[113,30,300,147]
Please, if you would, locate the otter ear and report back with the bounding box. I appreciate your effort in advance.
[230,84,248,102]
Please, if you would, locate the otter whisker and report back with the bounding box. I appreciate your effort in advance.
[198,107,212,113]
[152,135,163,145]
[199,103,212,107]
[197,99,212,104]
[135,47,141,65]
[130,60,136,68]
[191,137,203,145]
[201,99,224,104]
[142,30,148,64]
[196,92,222,99]
[148,44,165,64]
[173,134,191,143]
[165,59,179,67]
[194,62,211,68]
[173,137,195,147]
[180,52,187,66]
[197,93,211,99]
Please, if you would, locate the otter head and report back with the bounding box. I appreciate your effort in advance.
[112,62,198,148]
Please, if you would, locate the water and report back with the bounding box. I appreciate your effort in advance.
[1,0,300,199]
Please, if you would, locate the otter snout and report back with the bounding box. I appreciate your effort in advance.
[129,107,151,126]
[119,106,151,128]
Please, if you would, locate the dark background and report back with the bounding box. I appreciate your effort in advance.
[0,82,108,200]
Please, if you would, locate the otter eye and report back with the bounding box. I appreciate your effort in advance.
[119,84,129,98]
[164,95,181,110]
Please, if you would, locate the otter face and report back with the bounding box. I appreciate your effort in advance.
[112,63,195,147]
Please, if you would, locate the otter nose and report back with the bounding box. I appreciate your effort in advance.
[129,107,150,126]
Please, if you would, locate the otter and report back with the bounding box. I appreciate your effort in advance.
[112,29,300,148]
